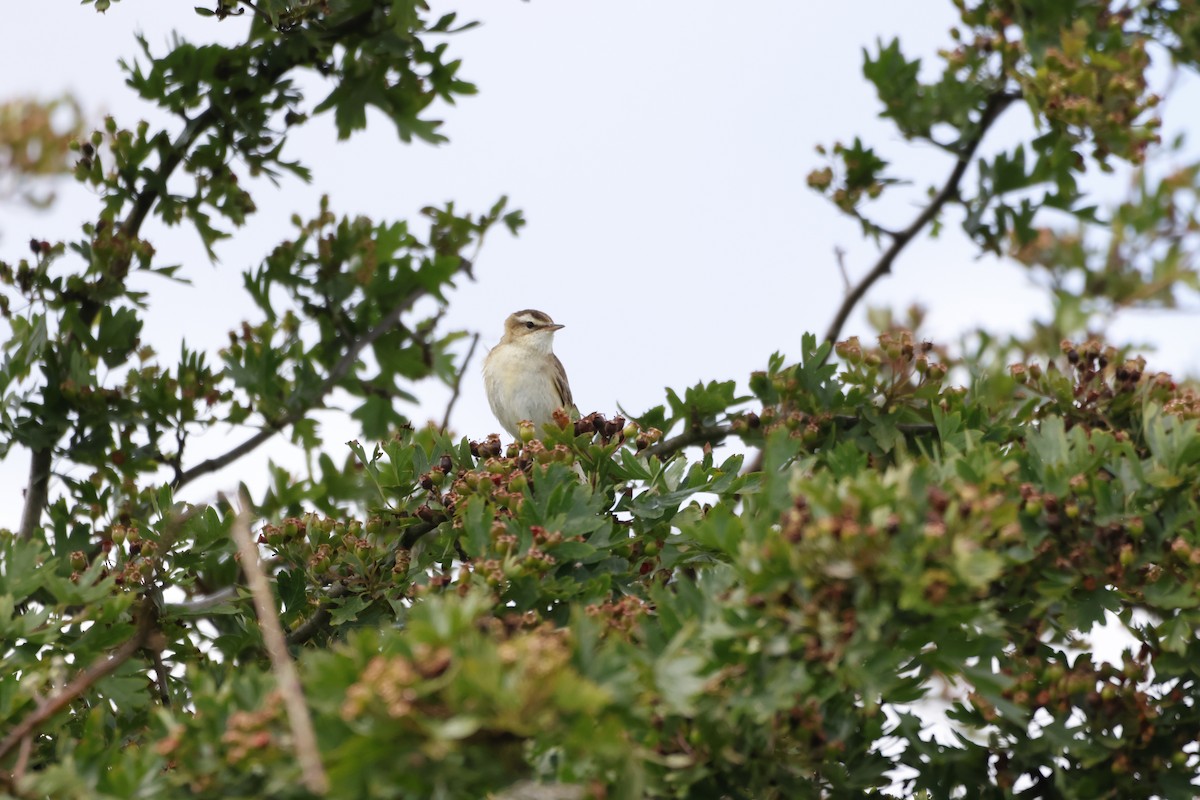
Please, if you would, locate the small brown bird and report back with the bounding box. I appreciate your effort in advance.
[482,309,573,438]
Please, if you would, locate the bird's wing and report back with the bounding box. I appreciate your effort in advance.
[551,354,573,409]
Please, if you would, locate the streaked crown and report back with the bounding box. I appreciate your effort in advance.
[503,309,564,338]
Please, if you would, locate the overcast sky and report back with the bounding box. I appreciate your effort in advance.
[2,2,1198,522]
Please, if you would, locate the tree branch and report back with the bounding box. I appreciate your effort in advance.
[0,597,158,769]
[151,650,173,709]
[175,428,276,490]
[120,108,217,241]
[0,505,193,778]
[642,425,732,460]
[822,91,1017,346]
[284,581,349,647]
[230,500,329,795]
[17,447,52,541]
[441,332,480,432]
[17,110,223,539]
[175,283,448,490]
[399,517,444,549]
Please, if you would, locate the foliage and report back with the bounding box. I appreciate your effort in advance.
[0,97,84,210]
[2,2,1200,799]
[811,0,1200,347]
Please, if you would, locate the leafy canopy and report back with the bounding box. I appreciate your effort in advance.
[2,2,1200,799]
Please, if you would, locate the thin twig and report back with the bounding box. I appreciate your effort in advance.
[822,91,1018,347]
[441,332,480,432]
[834,246,851,293]
[175,283,454,490]
[175,428,276,490]
[834,415,939,436]
[230,498,329,795]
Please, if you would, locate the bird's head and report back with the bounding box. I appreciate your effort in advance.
[501,309,564,353]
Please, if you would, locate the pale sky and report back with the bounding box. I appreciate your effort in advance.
[1,2,1197,521]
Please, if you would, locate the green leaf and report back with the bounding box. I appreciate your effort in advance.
[328,593,369,626]
[1157,613,1194,655]
[654,634,707,716]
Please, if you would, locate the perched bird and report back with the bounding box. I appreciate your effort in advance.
[482,309,574,439]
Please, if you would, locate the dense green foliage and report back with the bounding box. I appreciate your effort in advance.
[3,1,1200,798]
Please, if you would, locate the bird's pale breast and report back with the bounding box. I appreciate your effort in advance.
[483,345,561,438]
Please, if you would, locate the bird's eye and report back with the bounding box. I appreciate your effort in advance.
[524,321,535,329]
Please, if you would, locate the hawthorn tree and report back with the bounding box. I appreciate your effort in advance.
[2,2,1200,799]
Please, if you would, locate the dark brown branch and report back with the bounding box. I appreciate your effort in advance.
[285,581,350,647]
[441,332,480,432]
[399,517,444,548]
[230,501,328,795]
[17,447,52,541]
[0,598,158,768]
[120,109,217,240]
[834,415,939,436]
[822,91,1018,346]
[175,428,276,490]
[286,516,446,646]
[175,283,447,490]
[643,425,732,460]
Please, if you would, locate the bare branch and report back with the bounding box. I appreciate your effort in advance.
[284,515,446,647]
[822,91,1018,347]
[441,332,480,432]
[230,499,329,795]
[399,517,444,549]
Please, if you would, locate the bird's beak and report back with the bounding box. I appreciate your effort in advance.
[546,323,565,331]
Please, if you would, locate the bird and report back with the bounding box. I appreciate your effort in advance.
[482,309,574,439]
